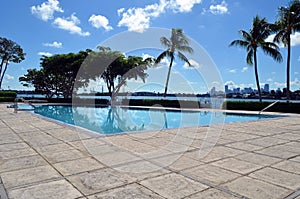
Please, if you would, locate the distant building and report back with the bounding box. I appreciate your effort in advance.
[225,85,229,94]
[264,84,269,93]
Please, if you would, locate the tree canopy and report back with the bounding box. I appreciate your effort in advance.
[19,50,90,98]
[0,37,25,89]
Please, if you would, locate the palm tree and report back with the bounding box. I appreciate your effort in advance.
[230,16,282,102]
[273,0,300,102]
[155,28,193,98]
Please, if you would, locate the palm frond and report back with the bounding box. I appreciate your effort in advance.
[260,44,283,63]
[177,51,190,65]
[155,51,172,65]
[246,49,254,65]
[229,40,249,48]
[176,45,194,54]
[160,37,171,48]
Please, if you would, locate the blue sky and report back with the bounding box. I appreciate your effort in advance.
[1,0,299,93]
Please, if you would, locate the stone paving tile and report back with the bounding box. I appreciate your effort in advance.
[182,164,241,185]
[271,132,300,141]
[211,157,263,175]
[35,143,76,153]
[245,137,289,147]
[151,153,204,171]
[0,142,29,152]
[185,146,244,163]
[0,128,15,135]
[112,160,171,181]
[278,141,300,153]
[67,168,136,195]
[1,165,61,189]
[290,156,300,163]
[0,155,48,173]
[255,145,299,159]
[140,173,208,199]
[234,152,282,166]
[222,176,292,199]
[249,167,300,190]
[7,179,83,199]
[88,183,165,199]
[271,160,300,175]
[53,157,105,176]
[20,132,63,147]
[186,188,240,199]
[40,149,87,164]
[0,133,22,145]
[0,148,37,160]
[225,141,265,152]
[93,150,141,167]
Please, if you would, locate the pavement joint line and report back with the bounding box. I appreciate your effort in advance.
[284,188,300,199]
[0,177,8,199]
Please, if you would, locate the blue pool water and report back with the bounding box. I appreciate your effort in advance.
[32,105,282,135]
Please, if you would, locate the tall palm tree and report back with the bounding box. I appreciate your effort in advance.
[274,0,300,102]
[230,16,282,102]
[155,28,193,98]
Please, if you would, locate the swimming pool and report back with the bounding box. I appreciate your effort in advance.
[32,105,282,135]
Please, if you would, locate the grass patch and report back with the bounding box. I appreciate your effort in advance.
[223,101,300,113]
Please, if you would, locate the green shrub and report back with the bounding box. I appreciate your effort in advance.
[223,101,300,113]
[0,91,17,98]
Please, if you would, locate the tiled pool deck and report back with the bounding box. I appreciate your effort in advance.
[0,103,300,199]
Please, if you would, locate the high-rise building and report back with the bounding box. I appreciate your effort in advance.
[225,85,229,94]
[264,84,269,93]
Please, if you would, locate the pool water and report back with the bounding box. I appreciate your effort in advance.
[32,105,282,135]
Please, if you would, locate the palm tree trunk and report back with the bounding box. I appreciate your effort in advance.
[163,55,174,98]
[0,61,8,89]
[253,49,262,103]
[286,35,291,103]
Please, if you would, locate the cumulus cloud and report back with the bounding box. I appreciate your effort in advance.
[228,69,237,73]
[241,67,248,72]
[89,14,113,31]
[209,1,229,15]
[31,0,63,21]
[266,32,300,48]
[183,59,200,69]
[118,0,201,33]
[53,13,90,36]
[38,52,53,57]
[224,80,254,90]
[168,0,202,13]
[43,41,62,48]
[5,74,14,80]
[142,53,155,60]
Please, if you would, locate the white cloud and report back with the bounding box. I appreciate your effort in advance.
[274,81,286,88]
[228,69,237,73]
[53,13,90,36]
[241,67,248,72]
[266,78,273,82]
[168,0,202,13]
[209,1,229,15]
[117,8,125,16]
[266,32,300,48]
[43,41,62,48]
[183,59,200,69]
[31,0,63,21]
[118,0,201,33]
[89,14,113,31]
[142,53,154,60]
[5,74,14,80]
[38,52,53,57]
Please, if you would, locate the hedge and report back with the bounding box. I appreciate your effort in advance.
[0,91,17,98]
[0,91,17,102]
[121,99,200,109]
[223,101,300,113]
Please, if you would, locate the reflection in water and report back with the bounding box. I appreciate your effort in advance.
[34,105,278,135]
